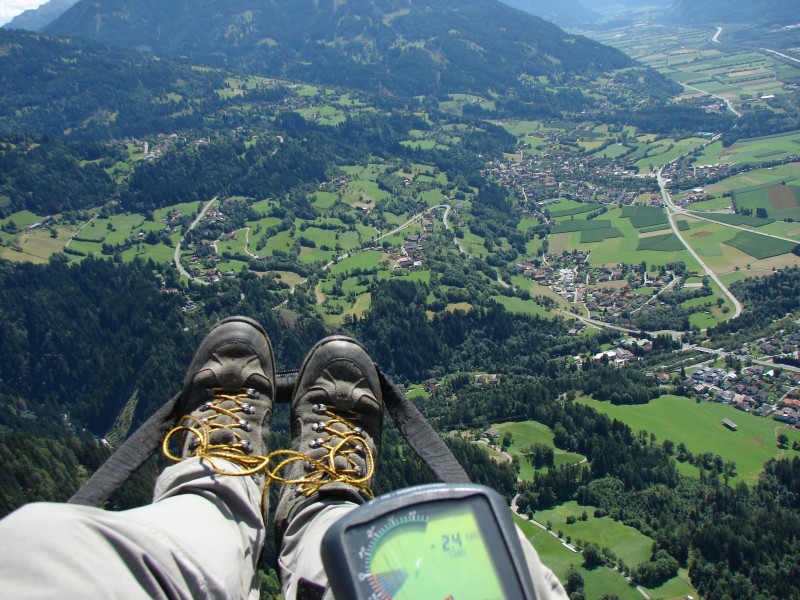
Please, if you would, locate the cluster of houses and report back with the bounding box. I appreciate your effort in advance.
[593,347,639,365]
[730,331,800,361]
[659,161,735,205]
[482,124,661,210]
[392,224,433,269]
[686,364,800,426]
[119,133,195,162]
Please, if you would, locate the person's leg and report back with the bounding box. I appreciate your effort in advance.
[0,316,276,599]
[0,457,263,599]
[272,336,383,600]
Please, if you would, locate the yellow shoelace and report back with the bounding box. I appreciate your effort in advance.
[162,394,375,503]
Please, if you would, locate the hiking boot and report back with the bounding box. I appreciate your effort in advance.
[163,316,276,490]
[274,336,383,543]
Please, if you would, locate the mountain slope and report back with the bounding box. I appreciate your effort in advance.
[45,0,633,96]
[3,0,78,32]
[0,28,228,138]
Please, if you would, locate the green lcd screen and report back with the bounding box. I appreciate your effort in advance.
[363,499,513,599]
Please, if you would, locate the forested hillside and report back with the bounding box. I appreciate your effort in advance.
[2,1,800,597]
[45,0,633,96]
[0,29,229,139]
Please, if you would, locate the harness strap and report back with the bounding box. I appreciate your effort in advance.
[68,368,469,507]
[68,392,181,507]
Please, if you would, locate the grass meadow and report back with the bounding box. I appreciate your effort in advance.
[492,421,585,481]
[578,395,800,484]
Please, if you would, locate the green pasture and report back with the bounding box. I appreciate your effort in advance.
[72,223,107,242]
[699,131,800,165]
[327,250,384,275]
[580,228,623,243]
[723,230,797,260]
[522,135,547,155]
[533,501,652,568]
[517,216,542,232]
[66,240,102,256]
[121,242,175,265]
[153,201,200,221]
[621,206,668,229]
[595,143,632,159]
[250,199,277,214]
[460,229,489,258]
[297,105,346,125]
[312,191,339,209]
[0,210,43,230]
[420,189,447,207]
[348,179,390,203]
[492,421,585,482]
[300,226,340,249]
[736,184,800,221]
[390,269,431,284]
[754,220,800,241]
[637,233,684,252]
[272,271,305,288]
[215,259,249,274]
[693,212,773,227]
[491,296,557,321]
[298,246,334,264]
[578,395,800,484]
[551,205,597,219]
[689,311,718,330]
[262,230,294,254]
[552,220,610,234]
[678,220,755,270]
[514,517,649,600]
[705,164,799,195]
[511,277,572,310]
[493,120,547,137]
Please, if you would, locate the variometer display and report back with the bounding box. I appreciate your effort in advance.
[322,484,537,599]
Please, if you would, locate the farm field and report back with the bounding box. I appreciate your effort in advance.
[561,207,702,269]
[578,395,800,484]
[697,131,800,166]
[677,217,789,273]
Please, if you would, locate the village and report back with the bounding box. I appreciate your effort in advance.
[483,127,659,210]
[676,323,800,428]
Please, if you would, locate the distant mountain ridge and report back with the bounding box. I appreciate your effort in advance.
[500,0,600,27]
[3,0,77,31]
[44,0,633,96]
[667,0,798,25]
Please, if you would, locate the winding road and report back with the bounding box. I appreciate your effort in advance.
[173,196,218,285]
[658,168,743,318]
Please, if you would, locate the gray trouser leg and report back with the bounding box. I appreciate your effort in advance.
[0,457,264,600]
[278,501,357,600]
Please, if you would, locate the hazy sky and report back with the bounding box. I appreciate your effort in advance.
[0,0,48,25]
